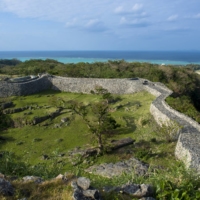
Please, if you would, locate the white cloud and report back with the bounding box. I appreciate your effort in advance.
[0,0,66,20]
[85,19,100,27]
[193,13,200,19]
[114,6,124,14]
[65,18,78,28]
[0,0,114,22]
[167,15,178,21]
[184,13,200,19]
[163,27,189,33]
[0,0,114,33]
[120,17,149,28]
[84,19,107,32]
[114,3,144,15]
[132,4,143,12]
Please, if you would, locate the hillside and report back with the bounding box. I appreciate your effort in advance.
[1,59,200,123]
[1,60,200,199]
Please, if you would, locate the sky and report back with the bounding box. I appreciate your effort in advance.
[0,0,200,51]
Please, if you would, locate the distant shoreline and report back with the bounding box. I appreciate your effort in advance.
[1,50,200,65]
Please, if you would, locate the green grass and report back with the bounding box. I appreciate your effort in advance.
[1,89,200,199]
[0,90,156,166]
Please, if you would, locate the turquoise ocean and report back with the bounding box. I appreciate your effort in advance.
[0,51,200,65]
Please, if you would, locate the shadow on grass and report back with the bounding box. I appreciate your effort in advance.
[0,135,16,147]
[36,89,61,96]
[117,116,137,135]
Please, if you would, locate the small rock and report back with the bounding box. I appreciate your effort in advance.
[121,183,153,198]
[77,177,91,190]
[72,188,85,200]
[22,176,43,184]
[0,178,14,196]
[83,189,100,199]
[55,174,64,180]
[61,117,69,123]
[0,173,5,179]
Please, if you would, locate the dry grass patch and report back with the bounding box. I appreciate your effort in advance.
[0,178,74,200]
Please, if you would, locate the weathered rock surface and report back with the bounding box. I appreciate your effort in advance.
[103,183,154,199]
[120,183,153,198]
[85,157,149,178]
[22,176,43,184]
[0,178,14,196]
[77,177,91,190]
[71,177,102,200]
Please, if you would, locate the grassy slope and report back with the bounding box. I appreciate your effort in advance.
[1,90,199,199]
[0,90,156,165]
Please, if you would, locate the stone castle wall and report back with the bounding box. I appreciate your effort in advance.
[144,83,200,172]
[1,75,200,172]
[0,75,51,97]
[50,76,144,94]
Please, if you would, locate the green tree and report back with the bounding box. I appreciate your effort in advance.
[0,108,12,130]
[67,100,120,154]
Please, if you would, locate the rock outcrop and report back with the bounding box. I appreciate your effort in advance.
[85,157,149,178]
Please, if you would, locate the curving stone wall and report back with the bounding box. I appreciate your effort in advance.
[144,83,200,172]
[1,75,200,172]
[0,75,52,97]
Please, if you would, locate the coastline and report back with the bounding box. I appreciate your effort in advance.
[1,51,200,65]
[1,57,200,66]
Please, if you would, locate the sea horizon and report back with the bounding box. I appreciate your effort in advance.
[1,50,200,65]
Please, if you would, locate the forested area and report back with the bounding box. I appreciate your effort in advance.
[0,59,22,67]
[1,59,200,123]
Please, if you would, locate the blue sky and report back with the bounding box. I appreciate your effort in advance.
[0,0,200,51]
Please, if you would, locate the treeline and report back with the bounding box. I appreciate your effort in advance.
[0,59,21,68]
[0,59,200,122]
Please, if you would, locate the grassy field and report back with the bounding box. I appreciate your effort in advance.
[0,90,158,166]
[1,90,200,199]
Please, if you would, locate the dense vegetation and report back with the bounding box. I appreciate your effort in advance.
[1,59,200,123]
[0,59,21,67]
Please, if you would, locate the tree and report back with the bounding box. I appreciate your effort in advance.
[67,100,120,154]
[0,108,12,130]
[92,85,121,104]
